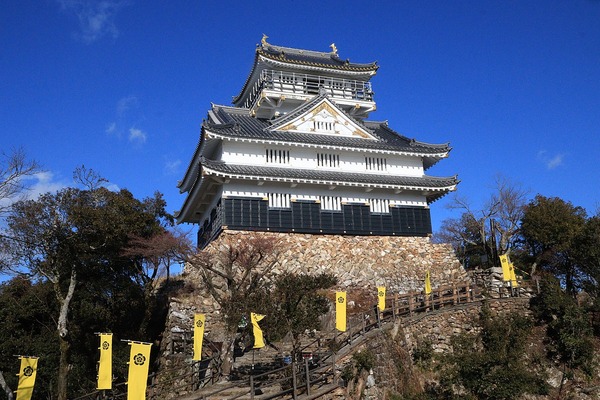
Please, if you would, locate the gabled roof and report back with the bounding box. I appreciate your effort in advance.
[267,94,376,139]
[203,104,451,164]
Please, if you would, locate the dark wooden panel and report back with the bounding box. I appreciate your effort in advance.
[216,198,432,245]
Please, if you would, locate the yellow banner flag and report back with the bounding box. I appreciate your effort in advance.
[377,286,386,312]
[127,342,152,400]
[251,312,266,349]
[499,254,511,282]
[425,271,432,295]
[193,314,206,361]
[97,333,112,390]
[15,356,38,400]
[509,263,519,288]
[335,291,347,332]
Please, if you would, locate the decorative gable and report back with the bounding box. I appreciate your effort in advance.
[269,97,376,140]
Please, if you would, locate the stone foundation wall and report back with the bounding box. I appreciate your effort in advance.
[169,230,467,342]
[185,230,467,293]
[157,230,467,396]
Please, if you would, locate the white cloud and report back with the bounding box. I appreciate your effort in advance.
[105,121,117,135]
[59,0,126,43]
[164,159,182,175]
[103,182,121,192]
[546,154,564,169]
[28,171,70,199]
[129,128,147,144]
[537,150,565,170]
[116,95,139,116]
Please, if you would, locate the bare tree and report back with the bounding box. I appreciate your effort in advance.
[122,227,193,290]
[73,164,108,190]
[187,233,282,377]
[0,148,41,217]
[436,176,529,268]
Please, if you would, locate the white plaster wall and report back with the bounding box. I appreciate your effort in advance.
[221,141,425,177]
[223,181,428,207]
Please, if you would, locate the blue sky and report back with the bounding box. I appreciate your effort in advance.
[2,0,600,234]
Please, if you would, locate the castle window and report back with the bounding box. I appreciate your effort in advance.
[312,121,335,132]
[370,199,390,214]
[320,196,341,211]
[317,153,340,168]
[266,148,290,164]
[365,157,387,171]
[268,193,291,208]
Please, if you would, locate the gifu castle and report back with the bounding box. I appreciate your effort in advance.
[176,36,458,247]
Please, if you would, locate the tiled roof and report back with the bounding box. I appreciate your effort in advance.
[257,44,378,72]
[201,157,458,193]
[206,105,451,159]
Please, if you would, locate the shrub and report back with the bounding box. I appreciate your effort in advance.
[438,309,548,400]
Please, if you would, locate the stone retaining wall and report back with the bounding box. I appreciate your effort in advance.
[184,230,467,293]
[401,297,531,354]
[157,230,468,397]
[163,230,467,351]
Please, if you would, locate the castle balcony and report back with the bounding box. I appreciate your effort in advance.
[244,70,376,120]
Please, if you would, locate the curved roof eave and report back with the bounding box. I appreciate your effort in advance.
[256,44,378,72]
[177,126,207,193]
[232,51,262,105]
[259,57,377,77]
[201,161,458,193]
[204,129,450,159]
[176,169,219,224]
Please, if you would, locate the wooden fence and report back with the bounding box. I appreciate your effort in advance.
[75,280,529,399]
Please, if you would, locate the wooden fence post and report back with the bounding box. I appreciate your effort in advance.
[292,361,298,400]
[305,357,311,396]
[332,352,337,385]
[362,313,366,335]
[250,375,255,400]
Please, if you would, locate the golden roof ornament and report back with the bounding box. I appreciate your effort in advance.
[330,43,338,55]
[261,34,269,47]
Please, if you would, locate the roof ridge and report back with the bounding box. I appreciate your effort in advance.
[258,35,377,68]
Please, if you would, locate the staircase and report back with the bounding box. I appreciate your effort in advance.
[76,281,532,399]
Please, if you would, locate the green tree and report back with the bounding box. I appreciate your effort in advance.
[0,278,58,400]
[261,272,337,354]
[520,195,587,294]
[572,216,600,295]
[2,185,170,399]
[441,308,547,400]
[530,275,595,376]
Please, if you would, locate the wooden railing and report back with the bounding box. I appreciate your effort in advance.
[192,281,487,400]
[76,281,526,399]
[243,69,374,109]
